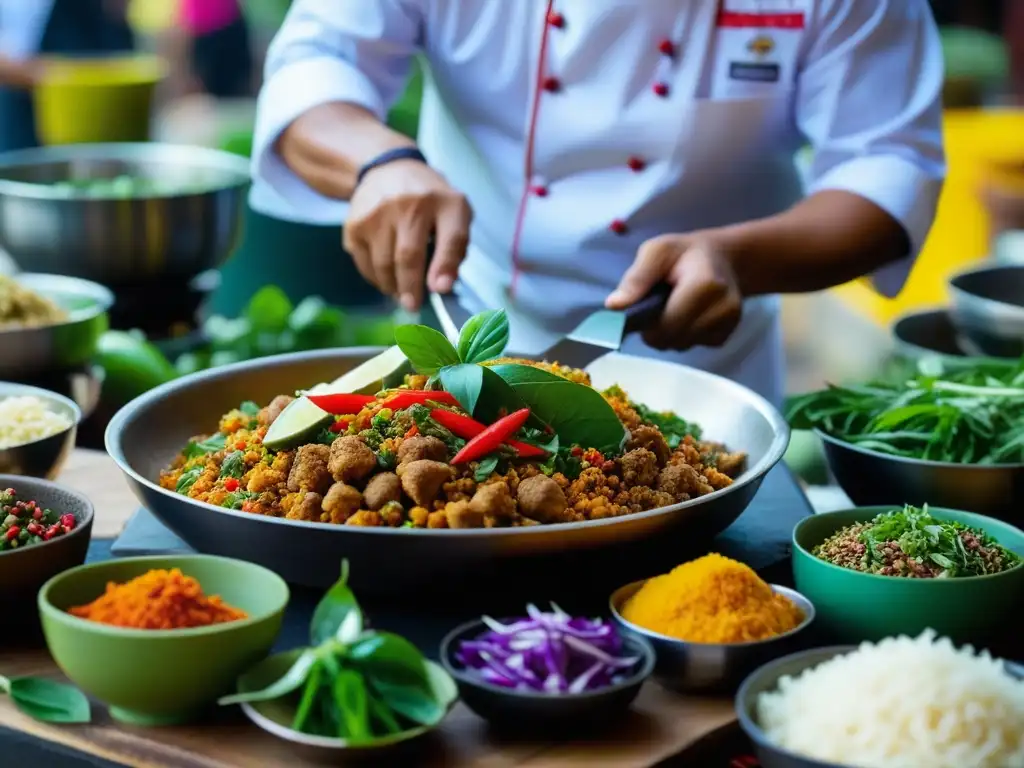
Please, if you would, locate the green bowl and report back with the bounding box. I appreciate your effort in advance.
[38,555,289,726]
[792,506,1024,645]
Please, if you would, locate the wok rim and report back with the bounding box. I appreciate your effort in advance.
[105,348,790,539]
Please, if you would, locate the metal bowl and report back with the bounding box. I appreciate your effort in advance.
[0,382,80,479]
[105,349,789,592]
[994,230,1024,265]
[948,263,1024,358]
[736,645,1024,768]
[609,580,815,694]
[817,431,1024,524]
[0,143,249,285]
[1,273,113,379]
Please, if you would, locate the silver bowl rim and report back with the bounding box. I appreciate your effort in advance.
[814,428,1024,471]
[889,306,1017,364]
[734,644,1024,766]
[104,347,791,540]
[608,578,816,649]
[792,505,1024,584]
[37,553,290,638]
[438,616,656,700]
[0,472,94,559]
[0,380,83,436]
[947,262,1024,314]
[0,142,251,200]
[0,272,114,336]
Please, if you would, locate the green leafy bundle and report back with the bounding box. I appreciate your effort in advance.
[220,562,454,742]
[786,359,1024,464]
[394,309,627,453]
[0,675,90,723]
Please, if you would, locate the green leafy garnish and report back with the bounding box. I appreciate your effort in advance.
[223,490,259,509]
[0,675,91,723]
[239,400,261,417]
[182,432,227,460]
[176,466,203,494]
[631,402,701,447]
[220,450,246,479]
[474,455,499,481]
[393,325,460,375]
[456,309,509,364]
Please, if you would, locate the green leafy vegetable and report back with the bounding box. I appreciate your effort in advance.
[438,364,483,414]
[334,668,371,740]
[393,325,460,375]
[175,466,203,494]
[310,561,362,645]
[0,675,91,723]
[239,401,261,417]
[474,455,499,481]
[220,650,320,705]
[182,432,227,460]
[220,451,246,479]
[457,309,509,364]
[786,358,1024,464]
[222,490,259,510]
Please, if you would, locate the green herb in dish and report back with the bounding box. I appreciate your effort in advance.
[786,358,1024,464]
[0,488,77,551]
[219,561,455,742]
[0,674,90,723]
[813,504,1022,578]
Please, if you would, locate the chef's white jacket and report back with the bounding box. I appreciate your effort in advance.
[249,0,946,407]
[0,0,53,59]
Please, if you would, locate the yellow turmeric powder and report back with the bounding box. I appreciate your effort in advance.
[621,553,803,643]
[68,568,247,629]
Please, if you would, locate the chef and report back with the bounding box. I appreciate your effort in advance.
[0,0,134,152]
[247,0,945,406]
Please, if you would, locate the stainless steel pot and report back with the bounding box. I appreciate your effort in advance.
[948,262,1024,359]
[105,349,790,591]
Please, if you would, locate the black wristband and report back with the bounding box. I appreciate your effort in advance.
[355,147,428,186]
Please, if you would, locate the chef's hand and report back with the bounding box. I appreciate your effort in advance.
[344,161,472,312]
[0,57,41,90]
[605,235,743,350]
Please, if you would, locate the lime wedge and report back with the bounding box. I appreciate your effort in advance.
[322,346,410,395]
[263,397,332,451]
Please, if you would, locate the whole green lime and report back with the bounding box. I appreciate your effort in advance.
[96,331,178,405]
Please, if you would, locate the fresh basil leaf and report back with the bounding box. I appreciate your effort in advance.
[366,688,403,734]
[5,677,90,723]
[369,679,445,726]
[335,609,363,645]
[310,560,362,646]
[175,466,203,495]
[457,310,509,364]
[438,364,483,415]
[352,632,431,689]
[246,285,293,333]
[182,432,227,460]
[291,660,324,733]
[222,490,259,509]
[219,649,319,705]
[220,450,246,479]
[334,668,371,741]
[393,325,460,375]
[239,400,260,417]
[489,364,628,452]
[475,455,499,481]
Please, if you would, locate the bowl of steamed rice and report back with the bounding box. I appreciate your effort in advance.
[0,382,79,478]
[736,631,1024,768]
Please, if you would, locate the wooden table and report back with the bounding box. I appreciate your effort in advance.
[0,449,742,768]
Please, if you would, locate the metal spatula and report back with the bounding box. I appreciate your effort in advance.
[430,285,670,369]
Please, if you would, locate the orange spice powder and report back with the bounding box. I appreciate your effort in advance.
[68,568,247,629]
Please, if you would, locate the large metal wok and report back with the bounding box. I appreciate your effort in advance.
[105,350,789,591]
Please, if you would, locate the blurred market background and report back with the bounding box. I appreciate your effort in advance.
[0,0,1022,493]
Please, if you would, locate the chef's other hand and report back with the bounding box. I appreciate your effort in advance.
[606,235,743,350]
[344,161,472,312]
[0,57,41,90]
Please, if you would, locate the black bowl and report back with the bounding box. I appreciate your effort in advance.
[439,618,655,735]
[0,475,93,627]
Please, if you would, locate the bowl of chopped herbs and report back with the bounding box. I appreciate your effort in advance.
[785,357,1024,523]
[792,504,1024,645]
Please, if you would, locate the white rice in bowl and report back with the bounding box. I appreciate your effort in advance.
[0,395,73,449]
[755,630,1024,768]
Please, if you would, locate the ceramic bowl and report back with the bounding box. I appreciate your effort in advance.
[0,474,93,622]
[0,382,80,479]
[235,649,457,759]
[736,645,1024,768]
[38,554,288,725]
[609,580,815,694]
[439,618,654,734]
[792,506,1024,646]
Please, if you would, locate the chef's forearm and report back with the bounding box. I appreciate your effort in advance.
[276,102,416,200]
[715,190,911,296]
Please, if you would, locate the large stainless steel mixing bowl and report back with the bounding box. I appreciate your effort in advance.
[105,350,790,591]
[948,263,1024,359]
[1,273,113,379]
[0,143,250,284]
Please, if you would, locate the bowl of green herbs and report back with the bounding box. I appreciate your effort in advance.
[219,561,457,758]
[793,504,1024,645]
[786,358,1024,523]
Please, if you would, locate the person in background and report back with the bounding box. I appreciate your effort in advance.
[176,0,253,99]
[247,1,945,406]
[0,0,133,152]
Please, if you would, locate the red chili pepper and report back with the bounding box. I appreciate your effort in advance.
[60,514,76,530]
[329,418,351,433]
[26,522,43,536]
[235,440,247,450]
[32,508,44,520]
[381,390,460,411]
[306,393,376,415]
[451,409,531,464]
[224,478,240,492]
[404,424,419,438]
[5,526,19,541]
[430,409,548,458]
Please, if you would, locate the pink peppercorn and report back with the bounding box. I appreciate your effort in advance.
[5,526,20,541]
[26,522,43,536]
[32,508,43,520]
[60,514,75,529]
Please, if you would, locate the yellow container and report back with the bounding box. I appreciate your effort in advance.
[833,108,1024,326]
[33,55,168,145]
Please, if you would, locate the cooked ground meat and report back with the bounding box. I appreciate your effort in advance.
[445,499,484,529]
[398,460,453,507]
[618,448,659,488]
[517,475,568,523]
[627,425,671,466]
[287,444,332,495]
[328,436,377,483]
[322,482,362,524]
[363,472,401,510]
[286,491,323,522]
[470,482,515,525]
[258,395,294,427]
[397,435,448,464]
